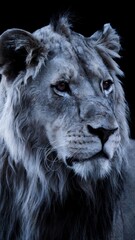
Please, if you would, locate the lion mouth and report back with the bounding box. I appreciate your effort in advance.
[66,151,109,166]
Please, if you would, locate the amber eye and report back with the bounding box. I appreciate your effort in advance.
[102,79,113,91]
[51,81,71,96]
[55,81,69,92]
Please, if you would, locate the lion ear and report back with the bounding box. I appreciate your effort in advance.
[0,29,44,80]
[89,23,121,57]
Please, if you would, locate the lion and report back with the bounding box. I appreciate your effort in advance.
[0,15,135,240]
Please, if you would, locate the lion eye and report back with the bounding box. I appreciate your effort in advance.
[51,81,71,96]
[101,79,114,95]
[102,79,113,91]
[55,81,69,92]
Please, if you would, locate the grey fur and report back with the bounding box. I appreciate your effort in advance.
[0,15,135,240]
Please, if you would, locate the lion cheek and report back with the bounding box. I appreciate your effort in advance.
[45,122,68,161]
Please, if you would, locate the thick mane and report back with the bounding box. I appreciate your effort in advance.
[0,16,134,240]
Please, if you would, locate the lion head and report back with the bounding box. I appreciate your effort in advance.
[0,17,129,182]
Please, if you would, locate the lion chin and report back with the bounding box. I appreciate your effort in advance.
[65,136,120,180]
[70,157,111,180]
[62,150,116,180]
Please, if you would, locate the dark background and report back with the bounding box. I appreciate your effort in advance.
[0,1,134,138]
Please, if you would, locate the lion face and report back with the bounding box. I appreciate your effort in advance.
[0,18,129,181]
[32,56,121,180]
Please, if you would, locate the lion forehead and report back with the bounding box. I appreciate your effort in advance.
[33,25,110,80]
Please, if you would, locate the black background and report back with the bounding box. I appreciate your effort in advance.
[0,1,134,138]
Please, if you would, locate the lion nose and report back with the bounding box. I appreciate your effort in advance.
[87,125,118,145]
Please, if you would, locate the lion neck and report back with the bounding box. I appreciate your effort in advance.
[36,168,124,240]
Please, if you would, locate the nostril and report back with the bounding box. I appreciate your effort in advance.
[87,125,118,145]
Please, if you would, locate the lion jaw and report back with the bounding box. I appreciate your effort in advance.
[46,122,121,180]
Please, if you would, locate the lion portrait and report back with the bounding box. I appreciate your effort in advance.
[0,15,135,240]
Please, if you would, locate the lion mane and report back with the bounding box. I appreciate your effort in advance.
[0,16,135,240]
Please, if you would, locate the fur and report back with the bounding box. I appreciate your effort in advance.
[0,15,134,240]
